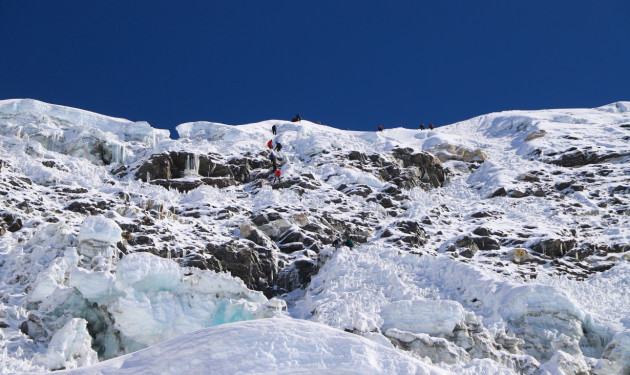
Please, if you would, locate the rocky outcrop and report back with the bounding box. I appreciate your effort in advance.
[548,149,630,167]
[206,242,278,295]
[390,147,447,189]
[343,148,447,191]
[134,152,238,192]
[530,238,576,258]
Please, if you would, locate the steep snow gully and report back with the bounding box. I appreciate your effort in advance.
[0,99,629,374]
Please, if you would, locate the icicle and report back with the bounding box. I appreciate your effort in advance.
[112,143,126,164]
[184,153,200,177]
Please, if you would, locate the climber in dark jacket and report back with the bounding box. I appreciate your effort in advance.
[275,142,282,152]
[272,124,277,135]
[420,124,425,130]
[332,238,341,250]
[345,238,354,249]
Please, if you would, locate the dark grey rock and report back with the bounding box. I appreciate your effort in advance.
[489,187,507,198]
[471,236,501,251]
[206,242,277,292]
[530,239,576,258]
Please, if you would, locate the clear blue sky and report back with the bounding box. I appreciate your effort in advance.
[1,1,629,136]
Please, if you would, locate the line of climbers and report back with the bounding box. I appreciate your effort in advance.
[269,118,365,254]
[378,123,434,131]
[267,122,286,184]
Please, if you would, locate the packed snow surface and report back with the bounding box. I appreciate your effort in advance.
[0,99,629,374]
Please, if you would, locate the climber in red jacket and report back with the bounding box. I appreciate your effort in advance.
[273,169,281,183]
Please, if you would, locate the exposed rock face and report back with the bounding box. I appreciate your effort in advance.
[134,152,237,192]
[548,149,630,167]
[530,238,576,258]
[206,242,278,295]
[390,148,447,189]
[343,148,447,191]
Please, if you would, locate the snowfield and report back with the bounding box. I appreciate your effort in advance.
[0,99,629,374]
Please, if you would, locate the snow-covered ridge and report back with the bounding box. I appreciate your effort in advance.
[1,99,629,374]
[0,99,169,165]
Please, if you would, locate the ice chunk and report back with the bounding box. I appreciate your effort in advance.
[34,318,98,371]
[381,300,466,337]
[77,216,122,245]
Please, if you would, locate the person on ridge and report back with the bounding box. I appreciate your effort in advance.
[296,113,302,121]
[420,124,425,130]
[378,125,383,132]
[275,142,282,152]
[429,123,434,130]
[267,139,273,149]
[272,124,277,135]
[273,169,282,183]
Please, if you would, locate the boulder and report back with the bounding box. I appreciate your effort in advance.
[455,236,479,258]
[530,239,576,258]
[508,248,532,264]
[517,172,541,183]
[471,236,501,251]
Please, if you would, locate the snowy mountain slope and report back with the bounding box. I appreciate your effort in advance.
[0,99,629,374]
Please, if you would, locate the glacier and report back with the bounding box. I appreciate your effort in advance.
[0,99,629,374]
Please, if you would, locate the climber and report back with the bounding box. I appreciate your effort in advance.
[332,238,341,250]
[271,159,278,172]
[269,152,276,163]
[272,124,277,135]
[267,139,273,149]
[429,123,434,130]
[378,125,383,132]
[345,237,354,249]
[273,169,282,183]
[275,142,282,152]
[291,114,302,122]
[419,124,425,130]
